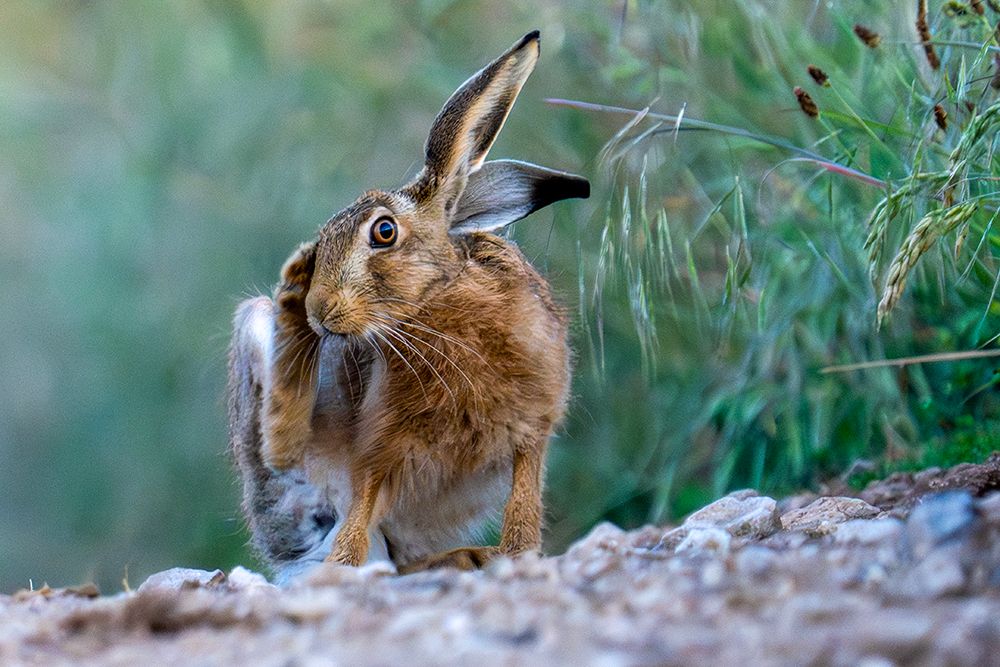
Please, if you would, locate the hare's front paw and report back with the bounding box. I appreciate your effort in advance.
[276,242,316,311]
[325,529,369,567]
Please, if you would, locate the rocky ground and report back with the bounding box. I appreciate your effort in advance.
[5,455,1000,666]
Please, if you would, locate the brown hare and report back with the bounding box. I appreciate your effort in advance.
[228,30,588,577]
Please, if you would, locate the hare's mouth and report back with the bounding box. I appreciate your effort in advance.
[307,312,369,338]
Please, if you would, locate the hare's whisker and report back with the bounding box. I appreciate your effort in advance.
[371,325,429,402]
[378,322,457,405]
[379,317,480,414]
[382,314,493,368]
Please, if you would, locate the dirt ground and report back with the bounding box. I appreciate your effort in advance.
[4,455,1000,666]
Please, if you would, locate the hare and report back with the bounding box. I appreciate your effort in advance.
[228,30,588,576]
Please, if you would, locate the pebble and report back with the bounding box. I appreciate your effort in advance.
[833,518,904,546]
[658,490,781,550]
[780,497,881,536]
[905,492,975,559]
[676,527,732,557]
[136,568,226,593]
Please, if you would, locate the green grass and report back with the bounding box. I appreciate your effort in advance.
[847,415,1000,490]
[547,0,1000,536]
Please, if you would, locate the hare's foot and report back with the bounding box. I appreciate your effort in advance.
[397,546,502,574]
[324,471,383,566]
[324,540,366,567]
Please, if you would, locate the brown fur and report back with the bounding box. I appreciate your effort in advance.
[227,31,587,574]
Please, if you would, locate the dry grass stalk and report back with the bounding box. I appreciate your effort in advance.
[917,0,941,69]
[794,86,818,117]
[853,24,882,48]
[822,348,1000,373]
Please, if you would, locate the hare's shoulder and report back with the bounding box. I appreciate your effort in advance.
[458,233,564,316]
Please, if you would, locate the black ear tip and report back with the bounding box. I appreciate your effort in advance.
[563,174,590,200]
[518,30,541,49]
[533,172,590,205]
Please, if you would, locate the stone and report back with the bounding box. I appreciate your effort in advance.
[675,527,731,556]
[975,491,1000,523]
[833,518,904,546]
[227,566,274,592]
[780,497,881,536]
[136,568,226,594]
[658,490,781,550]
[735,545,778,576]
[905,492,975,559]
[910,546,967,598]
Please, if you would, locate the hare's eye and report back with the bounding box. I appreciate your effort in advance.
[370,217,398,248]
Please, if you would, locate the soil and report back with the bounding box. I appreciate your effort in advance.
[5,455,1000,666]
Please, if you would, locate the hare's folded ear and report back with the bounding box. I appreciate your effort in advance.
[413,31,541,210]
[450,160,589,235]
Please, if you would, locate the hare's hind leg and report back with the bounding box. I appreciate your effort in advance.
[228,297,335,576]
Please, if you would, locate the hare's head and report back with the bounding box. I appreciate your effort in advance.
[304,31,588,338]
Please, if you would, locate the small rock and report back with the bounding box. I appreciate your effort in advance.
[566,522,628,557]
[700,559,726,587]
[975,491,1000,523]
[658,491,780,550]
[833,518,904,546]
[136,568,226,594]
[676,527,731,556]
[776,492,819,514]
[227,566,273,591]
[299,560,397,588]
[780,497,880,536]
[906,491,975,559]
[911,546,967,598]
[735,545,778,576]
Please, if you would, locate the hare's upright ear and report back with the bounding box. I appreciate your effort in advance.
[412,30,590,230]
[414,31,542,211]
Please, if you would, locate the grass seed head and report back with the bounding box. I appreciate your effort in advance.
[853,24,882,48]
[934,104,949,130]
[794,86,819,117]
[808,65,830,86]
[972,0,986,14]
[877,201,979,325]
[918,0,942,69]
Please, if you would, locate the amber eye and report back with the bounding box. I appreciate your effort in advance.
[370,217,398,247]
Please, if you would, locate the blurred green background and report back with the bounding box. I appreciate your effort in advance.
[1,1,998,593]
